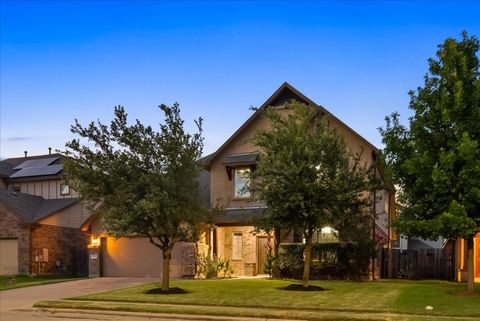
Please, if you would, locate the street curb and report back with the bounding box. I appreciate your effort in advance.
[16,308,307,321]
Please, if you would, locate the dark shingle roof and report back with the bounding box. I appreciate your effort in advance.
[0,162,15,177]
[221,152,259,166]
[214,207,264,225]
[0,189,78,223]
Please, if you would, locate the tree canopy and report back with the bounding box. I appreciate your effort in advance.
[63,103,210,291]
[251,102,376,287]
[380,32,480,292]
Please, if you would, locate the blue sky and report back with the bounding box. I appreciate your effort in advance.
[1,1,479,158]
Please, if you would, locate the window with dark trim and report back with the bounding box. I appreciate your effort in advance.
[234,168,251,198]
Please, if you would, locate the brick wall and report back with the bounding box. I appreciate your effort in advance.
[0,202,30,273]
[30,224,89,275]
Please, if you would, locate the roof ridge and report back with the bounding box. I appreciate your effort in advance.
[1,153,63,163]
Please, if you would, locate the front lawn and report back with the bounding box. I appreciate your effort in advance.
[59,279,479,319]
[0,274,83,291]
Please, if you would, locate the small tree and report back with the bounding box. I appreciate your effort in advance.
[379,32,480,293]
[251,102,374,288]
[263,230,276,278]
[63,103,209,291]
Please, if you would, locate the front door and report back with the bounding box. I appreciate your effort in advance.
[475,236,480,279]
[257,236,268,274]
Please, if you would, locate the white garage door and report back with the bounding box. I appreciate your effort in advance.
[101,237,192,278]
[0,239,18,275]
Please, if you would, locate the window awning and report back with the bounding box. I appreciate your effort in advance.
[214,207,265,225]
[221,152,259,167]
[221,152,259,180]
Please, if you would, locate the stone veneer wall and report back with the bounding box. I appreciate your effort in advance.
[0,202,30,274]
[30,224,89,275]
[216,226,267,276]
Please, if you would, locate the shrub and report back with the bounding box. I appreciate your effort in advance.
[196,254,233,279]
[278,241,375,280]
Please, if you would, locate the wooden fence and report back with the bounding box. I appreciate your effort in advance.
[381,248,455,281]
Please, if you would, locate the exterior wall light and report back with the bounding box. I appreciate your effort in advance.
[321,226,333,234]
[89,236,101,248]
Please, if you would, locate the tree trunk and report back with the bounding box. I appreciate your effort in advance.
[302,234,313,288]
[466,237,475,294]
[162,248,171,291]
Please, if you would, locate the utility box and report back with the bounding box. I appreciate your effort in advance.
[244,263,257,276]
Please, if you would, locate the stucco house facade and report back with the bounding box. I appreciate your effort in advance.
[0,153,90,275]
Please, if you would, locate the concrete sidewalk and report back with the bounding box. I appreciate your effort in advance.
[8,308,305,321]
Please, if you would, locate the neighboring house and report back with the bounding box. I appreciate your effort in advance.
[407,237,444,251]
[200,82,396,277]
[0,153,90,275]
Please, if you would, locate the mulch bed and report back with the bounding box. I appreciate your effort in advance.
[278,284,326,291]
[145,287,189,295]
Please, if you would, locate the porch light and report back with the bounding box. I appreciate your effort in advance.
[90,236,100,248]
[321,226,333,234]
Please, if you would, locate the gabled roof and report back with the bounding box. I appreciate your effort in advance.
[0,189,78,223]
[205,82,378,169]
[1,153,63,168]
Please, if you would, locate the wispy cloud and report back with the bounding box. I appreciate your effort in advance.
[6,136,35,141]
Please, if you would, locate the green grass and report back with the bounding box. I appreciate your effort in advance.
[62,279,480,318]
[34,300,381,321]
[34,300,476,321]
[0,274,84,291]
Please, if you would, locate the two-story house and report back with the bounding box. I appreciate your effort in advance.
[200,82,396,277]
[0,152,90,275]
[81,83,395,279]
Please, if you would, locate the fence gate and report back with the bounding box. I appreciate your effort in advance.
[72,247,88,277]
[381,247,455,281]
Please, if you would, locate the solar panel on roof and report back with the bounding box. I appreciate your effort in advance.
[13,157,59,170]
[10,164,63,178]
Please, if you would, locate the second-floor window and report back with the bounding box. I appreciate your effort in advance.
[234,168,251,198]
[60,184,70,196]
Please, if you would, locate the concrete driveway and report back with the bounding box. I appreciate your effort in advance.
[0,277,157,320]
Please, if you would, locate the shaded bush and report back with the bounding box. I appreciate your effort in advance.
[278,240,375,280]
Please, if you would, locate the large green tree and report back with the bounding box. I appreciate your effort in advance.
[380,33,480,293]
[63,104,209,291]
[251,102,375,288]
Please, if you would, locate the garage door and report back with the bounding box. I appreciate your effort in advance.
[0,239,18,275]
[101,237,193,277]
